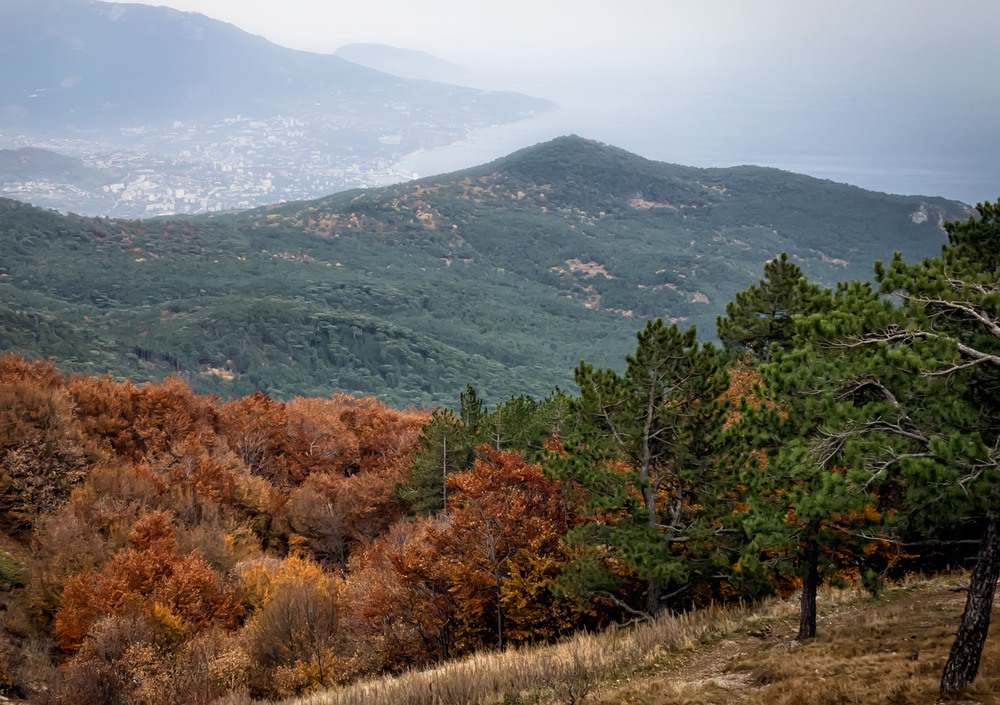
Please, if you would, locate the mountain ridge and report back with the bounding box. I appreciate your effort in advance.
[244,135,967,321]
[0,136,973,407]
[0,0,551,132]
[334,43,474,85]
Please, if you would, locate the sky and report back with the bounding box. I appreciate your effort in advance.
[128,0,1000,204]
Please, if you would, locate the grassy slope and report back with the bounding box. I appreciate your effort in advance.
[288,575,998,705]
[0,136,973,407]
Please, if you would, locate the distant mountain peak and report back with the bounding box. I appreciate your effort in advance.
[0,0,554,216]
[0,0,551,132]
[333,43,473,84]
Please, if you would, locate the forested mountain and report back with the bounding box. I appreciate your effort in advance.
[0,136,971,406]
[0,186,996,704]
[0,0,547,134]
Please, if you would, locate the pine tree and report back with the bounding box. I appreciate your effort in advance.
[396,409,477,516]
[551,320,728,616]
[459,384,484,430]
[731,281,898,639]
[784,198,1000,692]
[716,252,819,362]
[480,390,571,459]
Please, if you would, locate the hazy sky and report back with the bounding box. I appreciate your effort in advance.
[128,0,1000,204]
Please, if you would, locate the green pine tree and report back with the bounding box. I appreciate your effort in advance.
[781,198,1000,693]
[479,389,570,459]
[729,280,898,639]
[551,320,728,616]
[716,252,819,362]
[396,408,478,516]
[459,383,485,430]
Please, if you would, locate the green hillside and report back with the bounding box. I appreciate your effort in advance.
[0,136,973,407]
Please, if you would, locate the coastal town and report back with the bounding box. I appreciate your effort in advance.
[0,113,424,218]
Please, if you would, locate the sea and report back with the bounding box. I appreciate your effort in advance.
[389,89,997,208]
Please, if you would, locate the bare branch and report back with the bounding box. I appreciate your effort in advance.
[906,293,1000,339]
[592,590,653,623]
[829,324,1000,372]
[835,375,903,406]
[944,278,1000,298]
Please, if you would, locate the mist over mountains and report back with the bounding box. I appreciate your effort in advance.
[334,44,474,85]
[0,0,551,216]
[0,0,986,406]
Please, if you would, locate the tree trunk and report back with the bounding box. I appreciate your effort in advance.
[641,461,662,616]
[497,599,504,651]
[798,532,819,640]
[441,433,448,507]
[940,517,1000,695]
[646,578,661,616]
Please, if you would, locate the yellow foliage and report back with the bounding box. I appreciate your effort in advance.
[296,646,340,692]
[239,561,277,609]
[151,600,190,646]
[223,526,261,562]
[239,554,332,610]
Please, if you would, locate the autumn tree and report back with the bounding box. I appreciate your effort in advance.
[283,396,354,481]
[344,447,577,667]
[55,511,241,653]
[240,554,340,696]
[439,446,575,650]
[66,374,141,460]
[0,379,90,535]
[0,353,65,389]
[345,520,464,668]
[219,392,290,486]
[130,377,219,460]
[284,396,426,565]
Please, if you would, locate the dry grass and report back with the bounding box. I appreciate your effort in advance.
[730,578,1000,705]
[281,605,755,705]
[271,574,999,705]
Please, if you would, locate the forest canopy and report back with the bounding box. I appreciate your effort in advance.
[0,198,997,703]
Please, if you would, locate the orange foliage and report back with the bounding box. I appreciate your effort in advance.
[66,374,141,459]
[0,353,66,389]
[130,377,218,458]
[343,446,579,668]
[345,520,463,668]
[720,356,765,430]
[284,395,426,480]
[0,377,91,534]
[441,447,577,649]
[219,392,291,486]
[283,396,427,565]
[55,512,242,652]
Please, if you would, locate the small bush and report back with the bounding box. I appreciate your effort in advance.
[0,551,24,590]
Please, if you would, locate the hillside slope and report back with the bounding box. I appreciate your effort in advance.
[247,135,970,324]
[0,137,974,407]
[283,575,1000,705]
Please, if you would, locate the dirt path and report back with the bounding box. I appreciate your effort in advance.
[586,582,996,705]
[588,629,770,704]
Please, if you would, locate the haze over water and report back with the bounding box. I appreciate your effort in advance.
[395,78,997,207]
[123,0,1000,207]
